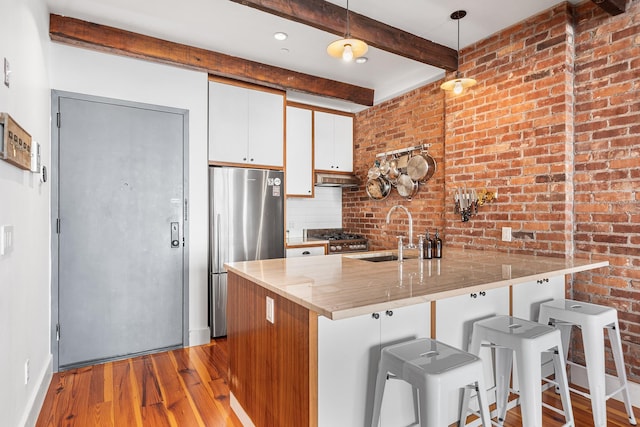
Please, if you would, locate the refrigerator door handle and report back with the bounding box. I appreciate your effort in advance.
[216,213,222,272]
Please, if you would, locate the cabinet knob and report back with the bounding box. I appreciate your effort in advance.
[537,278,550,284]
[470,293,477,299]
[385,310,394,317]
[371,313,380,320]
[243,157,247,161]
[480,291,486,297]
[250,158,254,162]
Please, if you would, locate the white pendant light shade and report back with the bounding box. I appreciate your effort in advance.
[440,77,477,94]
[327,0,368,62]
[327,38,368,62]
[441,10,477,94]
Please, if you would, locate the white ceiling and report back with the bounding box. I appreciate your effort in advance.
[46,0,580,112]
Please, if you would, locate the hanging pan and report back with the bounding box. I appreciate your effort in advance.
[406,150,437,182]
[366,176,391,200]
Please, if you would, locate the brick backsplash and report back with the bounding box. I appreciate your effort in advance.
[347,0,640,381]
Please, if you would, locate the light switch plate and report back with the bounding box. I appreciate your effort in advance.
[266,296,274,324]
[1,225,14,256]
[3,58,9,88]
[501,227,512,242]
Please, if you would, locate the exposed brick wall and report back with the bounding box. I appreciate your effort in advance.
[347,0,640,382]
[444,3,576,256]
[344,84,445,250]
[572,0,640,379]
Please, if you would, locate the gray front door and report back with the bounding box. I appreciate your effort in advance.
[52,91,188,370]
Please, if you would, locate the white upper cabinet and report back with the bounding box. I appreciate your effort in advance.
[314,111,353,172]
[285,106,313,196]
[208,80,284,168]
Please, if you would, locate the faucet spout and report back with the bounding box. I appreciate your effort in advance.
[386,205,415,248]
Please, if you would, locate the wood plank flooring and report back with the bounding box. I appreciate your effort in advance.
[37,338,639,426]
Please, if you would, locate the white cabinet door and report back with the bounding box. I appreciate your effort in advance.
[285,245,325,257]
[314,111,353,172]
[333,113,354,171]
[317,302,430,427]
[435,287,510,424]
[285,106,313,196]
[318,312,381,427]
[379,303,431,427]
[208,81,249,164]
[511,276,565,321]
[248,89,284,167]
[208,81,284,167]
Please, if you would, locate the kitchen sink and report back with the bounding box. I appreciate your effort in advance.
[347,253,417,262]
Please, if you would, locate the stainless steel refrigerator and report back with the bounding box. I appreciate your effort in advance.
[209,166,285,337]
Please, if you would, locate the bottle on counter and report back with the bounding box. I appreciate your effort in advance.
[434,230,443,258]
[424,231,434,259]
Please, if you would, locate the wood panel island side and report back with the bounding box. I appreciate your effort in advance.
[225,248,608,427]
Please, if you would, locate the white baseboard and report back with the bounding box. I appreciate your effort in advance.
[189,327,211,347]
[230,393,256,427]
[571,364,640,408]
[21,354,53,427]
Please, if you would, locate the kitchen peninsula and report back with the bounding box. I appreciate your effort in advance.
[225,249,608,427]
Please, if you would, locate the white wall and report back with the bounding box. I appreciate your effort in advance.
[286,187,342,238]
[0,0,52,425]
[49,43,211,348]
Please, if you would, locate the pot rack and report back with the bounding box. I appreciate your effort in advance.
[375,143,431,159]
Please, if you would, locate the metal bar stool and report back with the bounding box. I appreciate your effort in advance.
[460,315,574,427]
[539,299,637,427]
[371,338,492,426]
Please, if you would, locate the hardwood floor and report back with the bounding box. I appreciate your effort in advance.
[37,338,640,426]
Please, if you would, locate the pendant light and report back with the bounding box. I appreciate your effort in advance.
[327,0,368,62]
[440,10,476,94]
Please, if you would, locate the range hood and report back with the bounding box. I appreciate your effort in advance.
[315,172,360,188]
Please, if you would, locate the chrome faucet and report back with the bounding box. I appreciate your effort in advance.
[386,205,415,249]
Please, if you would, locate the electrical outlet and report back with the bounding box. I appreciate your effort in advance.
[266,296,274,324]
[24,359,29,385]
[0,225,14,256]
[3,58,10,88]
[501,227,512,242]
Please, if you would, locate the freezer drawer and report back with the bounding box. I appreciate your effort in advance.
[210,273,227,337]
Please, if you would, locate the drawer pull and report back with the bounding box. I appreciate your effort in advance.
[302,251,311,255]
[372,312,380,320]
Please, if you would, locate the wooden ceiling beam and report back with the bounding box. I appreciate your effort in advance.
[230,0,458,71]
[590,0,626,15]
[49,14,375,106]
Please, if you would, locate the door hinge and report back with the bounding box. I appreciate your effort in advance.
[56,324,60,341]
[56,218,60,234]
[182,237,185,247]
[56,112,61,128]
[184,198,188,222]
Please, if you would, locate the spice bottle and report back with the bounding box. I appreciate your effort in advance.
[434,230,443,258]
[424,231,434,259]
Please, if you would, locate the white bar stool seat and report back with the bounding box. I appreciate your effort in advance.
[539,299,637,427]
[460,315,574,427]
[371,338,492,427]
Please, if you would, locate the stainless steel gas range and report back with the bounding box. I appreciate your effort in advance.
[305,228,369,254]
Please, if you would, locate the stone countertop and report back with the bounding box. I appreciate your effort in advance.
[285,237,329,247]
[225,248,608,320]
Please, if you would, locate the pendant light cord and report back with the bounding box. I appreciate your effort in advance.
[345,0,351,38]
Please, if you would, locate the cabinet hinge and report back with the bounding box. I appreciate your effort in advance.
[56,112,61,128]
[56,218,60,234]
[56,324,60,341]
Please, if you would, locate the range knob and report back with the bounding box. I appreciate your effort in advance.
[336,245,342,251]
[330,245,337,251]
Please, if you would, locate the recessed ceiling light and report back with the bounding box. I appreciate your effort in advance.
[355,56,368,64]
[274,32,288,41]
[280,48,290,54]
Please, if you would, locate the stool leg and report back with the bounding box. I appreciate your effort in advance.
[583,324,607,427]
[552,343,574,426]
[475,372,492,427]
[371,364,387,427]
[421,377,445,427]
[459,332,482,426]
[494,346,512,424]
[607,322,637,425]
[515,347,543,427]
